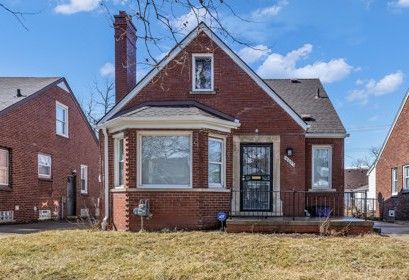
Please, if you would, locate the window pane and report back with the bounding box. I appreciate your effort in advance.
[56,121,65,135]
[0,149,8,167]
[119,139,124,161]
[39,166,51,176]
[405,178,409,190]
[119,162,124,186]
[0,169,7,185]
[194,57,212,90]
[313,148,330,188]
[56,106,65,122]
[209,139,222,162]
[142,135,190,185]
[81,179,86,191]
[209,163,221,184]
[405,167,409,177]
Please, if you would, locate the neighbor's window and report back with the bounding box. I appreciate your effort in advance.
[208,138,224,188]
[0,148,9,186]
[404,166,409,190]
[38,153,52,179]
[56,102,68,137]
[392,168,398,195]
[140,133,191,187]
[80,165,88,194]
[312,146,332,189]
[192,54,213,91]
[114,137,124,187]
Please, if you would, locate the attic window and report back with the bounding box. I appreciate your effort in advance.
[301,114,315,122]
[192,54,214,92]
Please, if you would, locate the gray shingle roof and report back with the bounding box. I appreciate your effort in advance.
[0,77,60,112]
[264,79,346,135]
[126,106,221,120]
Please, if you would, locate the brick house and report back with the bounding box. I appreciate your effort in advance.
[0,77,100,223]
[368,89,409,220]
[98,12,347,231]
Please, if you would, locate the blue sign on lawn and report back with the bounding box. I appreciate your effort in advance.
[217,211,227,222]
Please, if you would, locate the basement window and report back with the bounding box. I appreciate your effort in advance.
[192,54,214,92]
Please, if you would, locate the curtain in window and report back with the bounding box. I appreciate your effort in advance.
[142,135,190,186]
[38,154,51,176]
[194,57,212,90]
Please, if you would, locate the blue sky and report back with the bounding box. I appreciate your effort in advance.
[1,0,409,167]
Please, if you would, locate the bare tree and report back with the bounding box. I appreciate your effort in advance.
[350,146,381,169]
[84,79,115,128]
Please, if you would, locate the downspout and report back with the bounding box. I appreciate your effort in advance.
[101,127,110,230]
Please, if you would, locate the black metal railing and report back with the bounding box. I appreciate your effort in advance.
[230,189,377,220]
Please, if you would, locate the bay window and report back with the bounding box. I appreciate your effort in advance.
[0,148,9,186]
[392,167,398,196]
[114,135,124,188]
[312,146,332,189]
[139,132,191,187]
[208,137,224,188]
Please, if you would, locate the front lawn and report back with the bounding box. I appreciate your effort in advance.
[0,230,408,280]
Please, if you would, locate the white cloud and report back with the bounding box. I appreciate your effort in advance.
[256,44,354,83]
[99,62,115,77]
[171,8,212,35]
[347,71,404,104]
[237,45,271,64]
[55,0,101,14]
[251,0,288,18]
[389,0,409,8]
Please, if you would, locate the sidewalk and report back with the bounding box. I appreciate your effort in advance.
[374,221,409,241]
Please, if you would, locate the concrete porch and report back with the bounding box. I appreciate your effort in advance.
[226,217,374,235]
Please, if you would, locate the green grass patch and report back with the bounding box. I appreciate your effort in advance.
[0,230,408,279]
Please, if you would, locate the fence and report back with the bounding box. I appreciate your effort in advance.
[230,189,376,220]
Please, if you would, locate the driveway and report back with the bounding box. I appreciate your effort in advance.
[0,221,90,238]
[374,221,409,241]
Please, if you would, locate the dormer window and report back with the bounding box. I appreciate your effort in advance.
[192,54,214,92]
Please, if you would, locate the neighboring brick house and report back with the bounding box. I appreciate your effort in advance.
[98,12,347,231]
[368,89,409,220]
[0,77,100,223]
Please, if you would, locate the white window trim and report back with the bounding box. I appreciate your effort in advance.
[192,53,214,92]
[80,165,88,194]
[392,167,398,196]
[0,148,9,186]
[113,133,125,188]
[56,101,69,138]
[38,153,52,179]
[208,135,226,188]
[403,165,409,190]
[311,145,332,190]
[137,131,193,188]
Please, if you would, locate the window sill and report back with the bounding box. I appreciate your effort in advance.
[308,188,336,192]
[402,189,409,194]
[56,133,69,139]
[190,90,216,95]
[80,192,89,196]
[38,177,53,182]
[0,185,12,192]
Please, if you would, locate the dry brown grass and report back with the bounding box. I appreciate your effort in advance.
[0,230,408,280]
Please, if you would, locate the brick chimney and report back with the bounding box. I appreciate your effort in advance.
[114,11,137,103]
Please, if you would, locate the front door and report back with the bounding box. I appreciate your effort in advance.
[66,175,77,217]
[240,144,273,211]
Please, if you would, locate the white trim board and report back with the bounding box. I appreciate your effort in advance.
[97,23,308,130]
[368,88,409,173]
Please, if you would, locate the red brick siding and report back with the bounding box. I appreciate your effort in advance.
[376,95,409,220]
[0,85,101,223]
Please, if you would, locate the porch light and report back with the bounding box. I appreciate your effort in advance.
[286,148,294,157]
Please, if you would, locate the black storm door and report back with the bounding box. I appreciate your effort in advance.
[240,144,273,211]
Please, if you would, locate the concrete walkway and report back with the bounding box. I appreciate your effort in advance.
[374,221,409,241]
[0,221,90,238]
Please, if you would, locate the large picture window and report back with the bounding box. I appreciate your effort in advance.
[140,133,191,187]
[312,146,332,189]
[192,54,213,91]
[392,167,398,196]
[38,153,52,179]
[56,102,68,137]
[0,149,9,186]
[208,137,224,188]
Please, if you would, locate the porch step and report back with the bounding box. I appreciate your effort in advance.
[226,217,374,235]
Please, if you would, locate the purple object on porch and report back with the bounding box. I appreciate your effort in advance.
[316,207,332,218]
